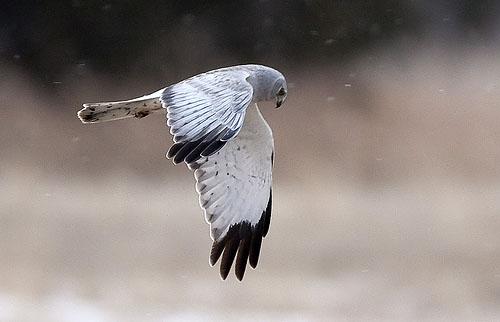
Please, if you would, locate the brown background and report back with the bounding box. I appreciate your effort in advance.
[1,1,500,321]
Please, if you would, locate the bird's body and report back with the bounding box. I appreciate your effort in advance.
[78,64,287,280]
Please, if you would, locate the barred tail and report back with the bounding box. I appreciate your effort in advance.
[77,89,164,124]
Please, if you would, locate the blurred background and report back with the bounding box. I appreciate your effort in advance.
[2,1,500,321]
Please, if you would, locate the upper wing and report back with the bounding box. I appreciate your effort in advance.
[189,104,274,280]
[162,69,254,164]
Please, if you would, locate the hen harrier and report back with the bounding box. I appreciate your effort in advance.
[78,64,287,280]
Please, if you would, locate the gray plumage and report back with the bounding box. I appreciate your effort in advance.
[77,64,288,280]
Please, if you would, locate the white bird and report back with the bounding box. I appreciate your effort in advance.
[78,64,287,280]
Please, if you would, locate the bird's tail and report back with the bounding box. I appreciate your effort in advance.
[77,89,165,124]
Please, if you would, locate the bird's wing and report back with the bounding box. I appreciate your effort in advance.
[188,104,274,280]
[161,69,254,164]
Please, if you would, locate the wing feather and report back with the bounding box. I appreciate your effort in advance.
[162,69,254,163]
[189,104,274,280]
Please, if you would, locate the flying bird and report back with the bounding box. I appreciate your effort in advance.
[78,64,287,280]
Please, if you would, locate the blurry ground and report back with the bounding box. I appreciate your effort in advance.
[1,44,500,321]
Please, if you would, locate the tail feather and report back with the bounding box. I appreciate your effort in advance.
[77,89,165,124]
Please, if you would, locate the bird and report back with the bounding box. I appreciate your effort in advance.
[77,64,287,280]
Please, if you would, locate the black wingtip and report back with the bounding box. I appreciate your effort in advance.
[208,189,273,280]
[210,240,225,266]
[200,140,226,157]
[235,270,244,281]
[235,242,250,280]
[263,189,272,237]
[220,236,239,280]
[248,234,262,269]
[167,131,228,165]
[235,226,252,280]
[167,142,184,159]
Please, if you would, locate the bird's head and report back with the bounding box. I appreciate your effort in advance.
[272,77,287,108]
[245,65,287,108]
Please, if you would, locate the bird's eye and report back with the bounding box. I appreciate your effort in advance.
[278,88,286,96]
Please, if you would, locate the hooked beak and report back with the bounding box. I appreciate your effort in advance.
[276,97,285,108]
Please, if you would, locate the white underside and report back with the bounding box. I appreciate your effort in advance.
[191,104,274,241]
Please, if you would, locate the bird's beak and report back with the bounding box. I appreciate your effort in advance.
[276,97,285,108]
